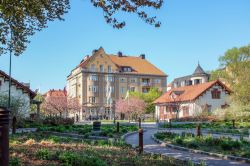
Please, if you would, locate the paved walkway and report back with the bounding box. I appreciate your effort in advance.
[125,129,250,166]
[9,128,37,135]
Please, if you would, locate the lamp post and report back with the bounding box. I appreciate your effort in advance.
[8,31,13,109]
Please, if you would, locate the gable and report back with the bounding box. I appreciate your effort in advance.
[83,49,118,73]
[154,80,232,104]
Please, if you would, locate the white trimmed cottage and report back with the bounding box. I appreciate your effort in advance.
[154,80,232,121]
[0,70,36,116]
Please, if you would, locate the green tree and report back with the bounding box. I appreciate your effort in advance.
[211,45,250,105]
[130,88,162,116]
[0,0,163,56]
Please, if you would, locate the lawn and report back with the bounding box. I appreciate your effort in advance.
[9,132,187,166]
[155,132,250,158]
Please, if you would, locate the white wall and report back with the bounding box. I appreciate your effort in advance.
[155,84,231,120]
[0,77,31,116]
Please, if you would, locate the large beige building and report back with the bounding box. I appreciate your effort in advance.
[67,47,167,120]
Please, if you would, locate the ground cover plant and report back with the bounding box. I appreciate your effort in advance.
[161,121,250,135]
[10,132,186,166]
[37,124,138,138]
[155,132,250,158]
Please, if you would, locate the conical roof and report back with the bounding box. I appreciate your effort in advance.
[192,63,207,76]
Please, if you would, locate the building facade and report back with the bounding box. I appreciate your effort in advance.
[171,63,210,89]
[154,80,231,121]
[67,47,167,120]
[0,70,36,116]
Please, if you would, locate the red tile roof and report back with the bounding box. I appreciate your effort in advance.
[77,47,166,76]
[154,80,232,104]
[44,89,67,97]
[0,70,36,98]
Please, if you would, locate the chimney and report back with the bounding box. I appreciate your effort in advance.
[92,49,98,55]
[84,55,89,61]
[118,51,123,57]
[140,54,145,59]
[21,82,30,88]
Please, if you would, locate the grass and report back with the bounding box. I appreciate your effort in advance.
[9,132,188,166]
[155,132,250,158]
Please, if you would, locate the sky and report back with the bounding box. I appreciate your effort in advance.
[0,0,250,93]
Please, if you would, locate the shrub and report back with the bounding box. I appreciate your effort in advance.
[84,132,90,139]
[59,152,107,166]
[220,141,233,151]
[10,157,21,166]
[43,117,74,126]
[36,149,53,160]
[186,141,199,148]
[174,136,183,145]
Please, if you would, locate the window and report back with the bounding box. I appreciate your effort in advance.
[154,79,161,84]
[88,85,98,92]
[142,88,149,93]
[121,87,125,94]
[89,97,96,103]
[211,89,221,99]
[182,106,189,117]
[100,65,104,72]
[106,75,114,82]
[194,79,201,85]
[122,67,132,72]
[90,64,96,72]
[108,65,112,73]
[120,78,126,83]
[130,87,135,92]
[89,75,98,81]
[130,78,137,83]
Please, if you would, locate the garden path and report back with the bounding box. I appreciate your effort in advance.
[125,128,250,166]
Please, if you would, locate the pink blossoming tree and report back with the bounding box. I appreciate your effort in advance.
[115,97,146,122]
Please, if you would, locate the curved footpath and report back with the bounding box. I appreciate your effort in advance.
[125,129,250,166]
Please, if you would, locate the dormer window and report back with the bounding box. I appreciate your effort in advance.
[122,67,132,72]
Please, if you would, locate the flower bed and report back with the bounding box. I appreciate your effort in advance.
[154,132,250,159]
[37,124,138,138]
[9,132,187,166]
[161,122,250,135]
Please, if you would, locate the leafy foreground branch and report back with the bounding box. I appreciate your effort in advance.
[10,132,190,166]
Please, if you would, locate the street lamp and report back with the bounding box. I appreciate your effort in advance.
[8,31,13,109]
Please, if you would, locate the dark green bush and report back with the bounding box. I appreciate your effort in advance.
[10,157,21,166]
[36,149,54,160]
[174,137,183,145]
[59,152,107,166]
[220,141,233,151]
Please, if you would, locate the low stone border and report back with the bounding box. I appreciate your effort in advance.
[152,132,250,164]
[159,127,248,137]
[121,130,142,141]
